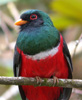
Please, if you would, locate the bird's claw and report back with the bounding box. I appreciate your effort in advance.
[53,76,59,86]
[36,76,42,85]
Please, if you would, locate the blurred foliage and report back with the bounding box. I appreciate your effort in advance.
[12,93,21,100]
[0,0,16,5]
[0,0,82,31]
[0,65,13,76]
[50,0,82,30]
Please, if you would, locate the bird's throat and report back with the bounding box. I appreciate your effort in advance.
[16,26,60,55]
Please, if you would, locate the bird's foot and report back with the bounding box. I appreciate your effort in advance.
[36,76,42,85]
[53,76,59,86]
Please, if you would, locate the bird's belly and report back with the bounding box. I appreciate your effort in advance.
[22,85,63,100]
[19,48,68,100]
[20,50,68,78]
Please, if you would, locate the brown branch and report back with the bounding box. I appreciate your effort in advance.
[0,76,82,88]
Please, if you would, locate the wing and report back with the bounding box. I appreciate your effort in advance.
[58,37,73,100]
[13,45,21,76]
[63,38,73,74]
[13,45,27,100]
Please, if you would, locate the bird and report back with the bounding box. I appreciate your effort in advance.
[13,9,73,100]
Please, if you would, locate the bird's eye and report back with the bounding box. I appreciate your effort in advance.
[30,14,37,20]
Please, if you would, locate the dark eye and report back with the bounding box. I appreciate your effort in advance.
[30,14,37,20]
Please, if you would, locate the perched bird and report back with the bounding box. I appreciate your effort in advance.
[13,9,73,100]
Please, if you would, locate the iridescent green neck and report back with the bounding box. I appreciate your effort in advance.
[16,25,60,55]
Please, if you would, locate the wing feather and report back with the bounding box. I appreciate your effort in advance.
[58,37,73,100]
[13,45,27,100]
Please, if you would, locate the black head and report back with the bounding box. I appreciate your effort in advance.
[15,9,53,31]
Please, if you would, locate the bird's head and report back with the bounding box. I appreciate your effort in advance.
[15,9,53,30]
[15,10,59,55]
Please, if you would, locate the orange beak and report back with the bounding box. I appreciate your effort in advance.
[15,19,28,26]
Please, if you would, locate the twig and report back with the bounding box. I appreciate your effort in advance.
[7,2,20,20]
[0,11,10,46]
[0,11,18,32]
[72,88,82,95]
[0,86,18,100]
[0,76,82,88]
[68,35,82,57]
[72,34,82,57]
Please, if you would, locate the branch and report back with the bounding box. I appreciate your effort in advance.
[72,34,82,57]
[0,86,18,100]
[0,10,18,32]
[0,76,82,88]
[68,37,82,57]
[7,2,20,20]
